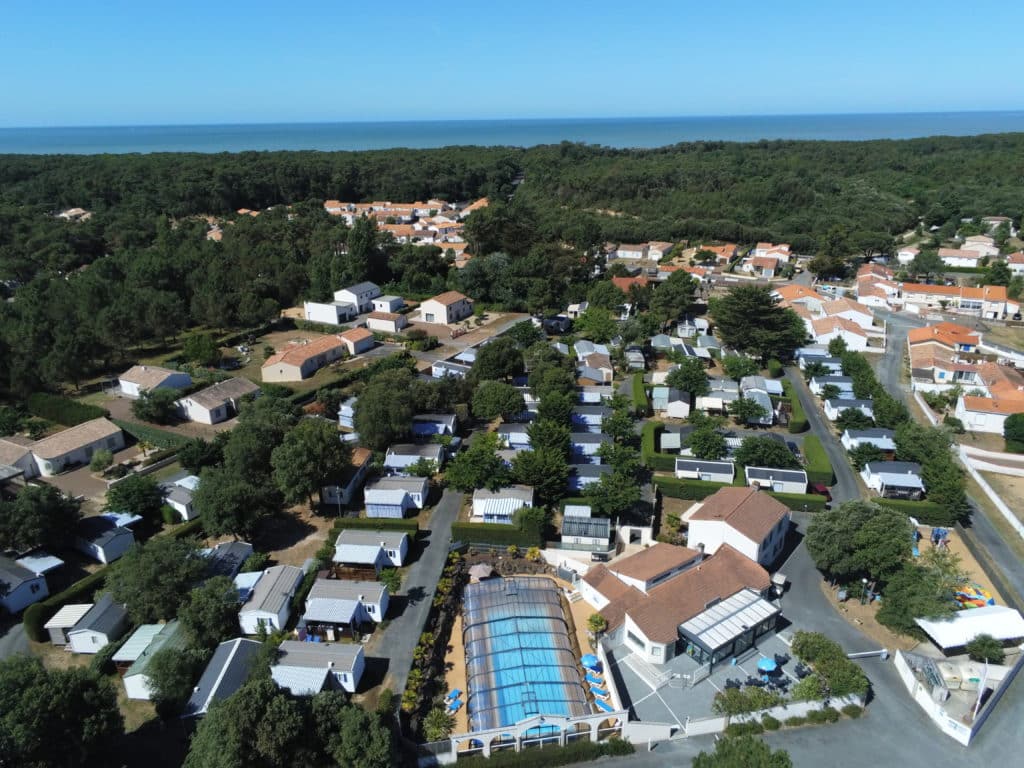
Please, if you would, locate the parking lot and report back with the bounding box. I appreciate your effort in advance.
[606,632,800,729]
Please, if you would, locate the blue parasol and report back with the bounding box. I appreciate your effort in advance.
[757,657,778,673]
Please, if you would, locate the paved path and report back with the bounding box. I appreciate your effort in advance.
[783,368,859,504]
[373,488,463,694]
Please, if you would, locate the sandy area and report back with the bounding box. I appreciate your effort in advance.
[980,472,1024,526]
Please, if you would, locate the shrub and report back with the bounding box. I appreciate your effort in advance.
[784,716,806,727]
[376,688,395,718]
[762,714,781,731]
[783,381,808,433]
[161,505,180,525]
[168,518,204,540]
[802,435,834,485]
[455,735,632,767]
[241,552,270,573]
[873,498,948,526]
[330,517,419,534]
[767,359,783,378]
[631,372,650,416]
[111,419,188,449]
[806,709,828,724]
[966,633,1006,664]
[22,603,49,642]
[841,704,864,719]
[654,476,729,500]
[90,640,121,675]
[451,522,541,548]
[89,449,114,472]
[724,721,764,737]
[26,393,108,426]
[821,706,840,723]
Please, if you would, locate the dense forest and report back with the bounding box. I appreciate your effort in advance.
[1,134,1022,395]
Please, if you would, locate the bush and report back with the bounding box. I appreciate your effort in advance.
[802,435,834,485]
[22,603,49,642]
[111,419,188,449]
[641,421,677,471]
[330,517,419,534]
[767,359,783,378]
[241,552,270,573]
[376,688,395,718]
[161,505,180,525]
[455,736,632,767]
[451,522,541,548]
[841,704,864,719]
[966,633,1006,664]
[89,449,114,472]
[724,721,764,737]
[821,706,840,723]
[168,518,204,540]
[654,476,729,500]
[873,498,948,525]
[784,716,806,727]
[90,640,121,675]
[806,709,828,724]
[943,415,965,434]
[767,492,829,511]
[26,393,108,426]
[24,569,109,641]
[142,447,179,466]
[762,714,781,731]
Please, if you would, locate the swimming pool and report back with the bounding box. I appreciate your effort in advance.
[463,577,588,732]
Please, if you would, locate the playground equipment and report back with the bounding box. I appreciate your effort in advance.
[954,583,995,609]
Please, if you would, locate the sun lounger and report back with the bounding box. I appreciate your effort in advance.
[585,672,604,685]
[590,686,610,698]
[594,698,614,713]
[446,689,462,700]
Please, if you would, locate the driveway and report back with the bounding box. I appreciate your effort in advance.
[369,488,463,695]
[783,368,859,504]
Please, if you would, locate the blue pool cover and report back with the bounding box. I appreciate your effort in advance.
[463,577,588,732]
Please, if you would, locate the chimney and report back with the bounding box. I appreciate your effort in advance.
[358,595,365,602]
[696,543,705,563]
[327,661,334,668]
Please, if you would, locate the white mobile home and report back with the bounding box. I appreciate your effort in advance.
[238,565,305,635]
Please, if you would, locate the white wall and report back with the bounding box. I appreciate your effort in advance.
[69,630,112,654]
[304,301,350,325]
[623,614,673,665]
[124,673,156,701]
[954,398,1008,434]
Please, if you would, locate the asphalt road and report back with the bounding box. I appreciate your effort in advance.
[373,488,463,696]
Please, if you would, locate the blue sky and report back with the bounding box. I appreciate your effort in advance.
[2,0,1022,127]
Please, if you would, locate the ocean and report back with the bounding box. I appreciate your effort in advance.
[1,112,1023,154]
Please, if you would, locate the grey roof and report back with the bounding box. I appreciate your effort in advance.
[864,461,922,475]
[76,516,134,548]
[204,541,254,579]
[123,621,187,675]
[335,529,408,549]
[563,504,592,518]
[675,459,736,474]
[185,377,260,410]
[846,428,895,439]
[746,467,809,483]
[827,398,873,408]
[562,517,611,539]
[570,432,611,445]
[570,464,612,478]
[240,565,303,616]
[385,443,444,460]
[812,375,854,384]
[274,640,362,672]
[184,638,263,717]
[433,360,471,374]
[307,578,386,604]
[498,423,530,434]
[70,593,127,636]
[364,476,428,494]
[166,487,192,506]
[412,413,456,427]
[341,281,380,296]
[472,485,534,506]
[572,405,611,416]
[0,556,37,589]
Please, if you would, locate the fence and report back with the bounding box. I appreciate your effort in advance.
[958,446,1024,539]
[912,392,939,426]
[959,445,1024,478]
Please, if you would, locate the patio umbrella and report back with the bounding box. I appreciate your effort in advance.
[468,563,494,582]
[581,654,601,670]
[757,657,778,673]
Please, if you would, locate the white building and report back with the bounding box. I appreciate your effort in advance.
[954,394,1024,435]
[30,418,125,477]
[365,311,407,334]
[118,365,192,398]
[0,556,48,614]
[184,638,263,717]
[372,295,404,313]
[302,579,389,630]
[364,476,428,518]
[304,300,357,325]
[939,248,984,268]
[861,461,925,500]
[117,621,186,700]
[176,377,259,424]
[238,565,305,635]
[332,529,410,570]
[74,515,135,564]
[271,640,366,695]
[471,485,534,524]
[420,291,473,324]
[674,458,736,484]
[67,593,128,654]
[823,398,874,422]
[383,443,445,474]
[896,247,919,265]
[745,467,808,495]
[840,428,896,454]
[684,486,791,566]
[333,282,381,314]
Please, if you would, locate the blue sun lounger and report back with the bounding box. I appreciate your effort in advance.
[447,699,463,714]
[594,698,614,713]
[446,689,461,701]
[590,686,610,698]
[585,672,604,685]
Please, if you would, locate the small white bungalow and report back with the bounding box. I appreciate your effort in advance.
[745,467,808,495]
[238,565,305,635]
[67,593,129,654]
[674,458,735,484]
[272,641,366,695]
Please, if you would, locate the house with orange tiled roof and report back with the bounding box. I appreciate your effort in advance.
[684,486,791,567]
[811,316,868,352]
[771,284,828,313]
[578,544,776,667]
[907,322,980,353]
[699,243,739,265]
[752,242,791,260]
[1006,252,1024,276]
[610,275,650,294]
[954,362,1024,433]
[459,197,489,218]
[262,335,349,383]
[419,291,473,324]
[900,282,1019,319]
[821,298,876,331]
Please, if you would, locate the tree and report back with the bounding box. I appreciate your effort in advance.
[986,259,1012,286]
[0,484,80,552]
[506,320,544,347]
[130,387,181,424]
[650,270,697,326]
[178,436,224,473]
[827,336,848,356]
[802,360,829,381]
[575,307,618,343]
[734,436,799,469]
[471,381,526,420]
[536,390,574,425]
[1004,412,1024,452]
[444,432,508,492]
[728,398,768,425]
[693,735,792,768]
[666,357,709,396]
[805,501,914,582]
[584,471,641,517]
[105,474,164,521]
[405,457,437,477]
[470,337,524,382]
[183,333,221,366]
[878,550,966,637]
[106,537,207,623]
[511,448,570,506]
[711,286,807,362]
[835,408,874,431]
[602,407,636,444]
[686,427,728,460]
[0,656,124,768]
[527,419,571,456]
[847,443,884,470]
[146,647,210,717]
[965,634,1006,664]
[423,707,455,742]
[379,568,401,595]
[271,418,352,507]
[909,250,945,280]
[587,613,608,634]
[721,354,759,381]
[178,576,240,649]
[353,368,415,450]
[194,465,279,538]
[310,691,395,768]
[872,392,910,429]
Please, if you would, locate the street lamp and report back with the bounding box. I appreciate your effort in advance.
[860,577,869,605]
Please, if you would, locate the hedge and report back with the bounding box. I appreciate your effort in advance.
[330,517,420,534]
[802,435,834,485]
[874,498,949,525]
[451,522,542,548]
[455,737,632,768]
[112,419,189,449]
[768,492,829,512]
[641,421,676,471]
[169,517,205,539]
[784,381,808,434]
[631,372,650,416]
[654,476,729,500]
[27,393,108,426]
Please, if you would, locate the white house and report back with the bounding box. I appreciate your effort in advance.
[338,327,375,356]
[809,376,856,398]
[823,398,874,422]
[31,418,125,477]
[338,397,357,429]
[821,298,876,331]
[117,621,186,700]
[302,579,389,631]
[364,476,429,518]
[614,244,648,260]
[67,593,129,654]
[745,467,808,495]
[372,295,404,313]
[304,300,357,325]
[432,360,471,379]
[954,394,1024,435]
[961,235,1000,257]
[238,565,305,635]
[0,436,39,480]
[165,484,196,521]
[74,515,135,564]
[184,638,263,717]
[0,556,48,614]
[176,377,259,424]
[861,461,925,500]
[262,335,348,383]
[411,413,457,436]
[939,248,984,268]
[1007,252,1024,276]
[43,603,93,645]
[896,247,919,265]
[332,529,410,570]
[810,317,868,353]
[471,484,534,524]
[497,422,531,449]
[674,458,736,484]
[272,641,366,695]
[365,311,407,334]
[333,282,381,314]
[118,365,192,398]
[685,486,791,566]
[561,517,611,551]
[420,291,473,324]
[647,241,675,260]
[383,443,444,474]
[840,428,896,454]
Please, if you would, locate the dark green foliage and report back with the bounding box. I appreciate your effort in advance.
[841,703,864,718]
[805,501,913,582]
[444,432,508,492]
[511,448,570,506]
[655,476,729,500]
[130,387,181,424]
[0,483,81,552]
[470,337,524,383]
[877,549,964,638]
[721,355,760,381]
[177,436,224,473]
[873,497,947,524]
[329,517,419,534]
[271,417,352,505]
[834,406,874,432]
[105,537,207,623]
[722,721,765,737]
[712,286,807,363]
[696,733,794,768]
[105,474,164,521]
[353,367,415,450]
[848,442,884,470]
[767,492,829,512]
[784,716,806,727]
[791,631,870,698]
[713,685,783,715]
[640,421,677,471]
[801,435,834,485]
[178,576,241,649]
[631,372,650,415]
[455,736,632,768]
[666,357,709,396]
[111,418,188,448]
[182,333,221,366]
[686,427,728,460]
[146,646,210,718]
[450,522,542,548]
[1004,412,1024,453]
[0,656,124,768]
[762,714,781,731]
[25,393,108,426]
[89,639,121,676]
[734,435,800,470]
[767,359,784,378]
[471,381,526,420]
[584,470,641,517]
[965,634,1006,664]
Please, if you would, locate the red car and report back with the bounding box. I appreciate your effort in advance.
[810,482,832,502]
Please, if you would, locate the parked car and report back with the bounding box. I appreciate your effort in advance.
[809,482,832,502]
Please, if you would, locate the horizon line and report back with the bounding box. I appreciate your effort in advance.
[3,108,1024,132]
